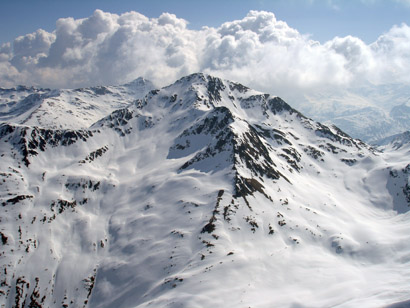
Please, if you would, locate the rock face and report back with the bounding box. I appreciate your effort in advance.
[1,73,410,308]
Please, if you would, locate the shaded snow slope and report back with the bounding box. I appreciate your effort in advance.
[1,73,410,308]
[0,77,155,129]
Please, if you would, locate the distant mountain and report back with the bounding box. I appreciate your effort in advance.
[0,77,155,129]
[291,83,410,142]
[376,130,410,148]
[1,73,409,308]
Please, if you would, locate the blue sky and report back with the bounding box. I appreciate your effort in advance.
[1,0,410,45]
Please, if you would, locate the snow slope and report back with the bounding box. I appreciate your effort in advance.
[0,73,410,308]
[0,77,154,129]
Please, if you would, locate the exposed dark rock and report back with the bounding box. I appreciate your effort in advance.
[229,82,249,93]
[2,195,33,206]
[0,232,7,244]
[303,145,325,161]
[65,179,101,192]
[169,107,235,171]
[341,158,357,166]
[268,97,304,117]
[83,269,97,300]
[28,277,44,308]
[201,190,224,234]
[79,146,108,164]
[234,124,287,181]
[254,124,292,145]
[206,76,226,103]
[0,123,93,166]
[50,199,77,214]
[319,143,347,154]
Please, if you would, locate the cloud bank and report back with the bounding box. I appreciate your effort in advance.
[1,9,410,95]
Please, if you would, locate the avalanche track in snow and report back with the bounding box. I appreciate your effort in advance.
[1,73,410,308]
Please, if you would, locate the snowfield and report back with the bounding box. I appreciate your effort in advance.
[0,73,409,308]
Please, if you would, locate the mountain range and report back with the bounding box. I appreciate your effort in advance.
[1,73,410,308]
[0,77,154,130]
[289,83,410,143]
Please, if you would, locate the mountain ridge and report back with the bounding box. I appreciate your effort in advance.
[0,77,155,130]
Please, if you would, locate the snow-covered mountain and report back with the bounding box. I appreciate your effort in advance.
[1,73,410,308]
[0,77,155,129]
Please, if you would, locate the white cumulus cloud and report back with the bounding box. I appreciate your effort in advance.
[1,9,410,98]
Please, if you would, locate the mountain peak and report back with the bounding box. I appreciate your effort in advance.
[171,73,249,97]
[122,76,155,89]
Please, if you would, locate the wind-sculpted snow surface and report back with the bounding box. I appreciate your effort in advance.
[1,73,410,308]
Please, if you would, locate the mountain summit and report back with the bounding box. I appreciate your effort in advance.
[1,73,410,308]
